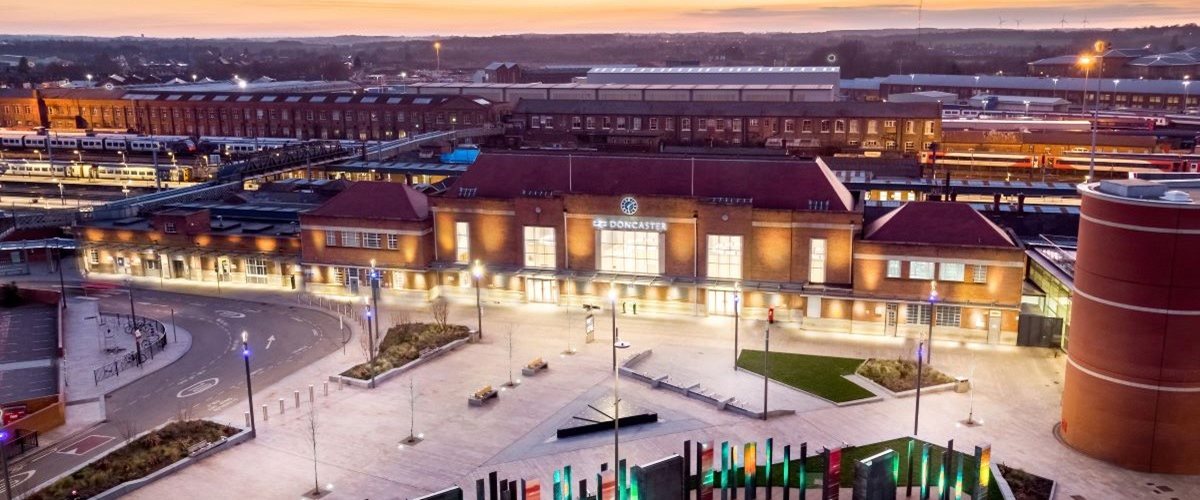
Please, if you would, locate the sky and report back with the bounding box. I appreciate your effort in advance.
[8,0,1198,38]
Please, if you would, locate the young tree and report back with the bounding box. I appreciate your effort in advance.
[305,405,321,496]
[429,296,449,330]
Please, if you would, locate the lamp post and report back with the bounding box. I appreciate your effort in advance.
[973,75,980,96]
[609,285,618,370]
[369,259,381,387]
[127,276,143,366]
[926,280,938,365]
[73,149,82,164]
[117,150,126,166]
[733,284,740,369]
[1079,55,1093,113]
[433,41,442,73]
[242,330,257,438]
[1023,100,1031,116]
[1184,78,1192,112]
[57,181,64,205]
[1089,40,1108,182]
[612,337,631,480]
[914,341,926,436]
[1,411,11,500]
[472,260,483,340]
[1052,77,1059,98]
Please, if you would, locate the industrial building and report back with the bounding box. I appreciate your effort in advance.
[847,74,1196,111]
[404,82,837,104]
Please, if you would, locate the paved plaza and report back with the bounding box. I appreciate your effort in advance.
[108,293,1200,500]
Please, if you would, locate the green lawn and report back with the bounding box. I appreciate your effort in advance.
[737,349,874,403]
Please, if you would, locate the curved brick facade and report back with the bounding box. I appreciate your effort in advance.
[1061,184,1200,473]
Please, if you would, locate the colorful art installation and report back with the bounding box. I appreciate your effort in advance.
[822,447,841,500]
[975,444,991,500]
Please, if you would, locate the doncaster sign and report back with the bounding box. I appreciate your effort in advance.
[592,217,668,232]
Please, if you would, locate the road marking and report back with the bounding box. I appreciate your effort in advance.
[208,397,237,412]
[176,378,220,398]
[266,335,276,349]
[0,470,35,494]
[251,368,265,376]
[245,308,261,313]
[292,345,309,355]
[312,328,320,336]
[215,310,246,319]
[57,435,115,456]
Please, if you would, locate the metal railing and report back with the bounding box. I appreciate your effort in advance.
[92,314,170,385]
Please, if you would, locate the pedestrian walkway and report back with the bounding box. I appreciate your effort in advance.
[61,296,193,403]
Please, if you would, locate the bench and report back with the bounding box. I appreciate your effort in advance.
[187,440,212,456]
[468,385,498,407]
[521,357,549,377]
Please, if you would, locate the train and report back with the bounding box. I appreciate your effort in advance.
[0,131,196,154]
[920,150,1200,175]
[0,160,194,182]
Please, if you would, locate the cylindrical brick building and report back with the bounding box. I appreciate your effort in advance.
[1061,179,1200,473]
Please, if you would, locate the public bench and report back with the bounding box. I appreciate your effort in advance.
[521,357,549,377]
[468,385,498,407]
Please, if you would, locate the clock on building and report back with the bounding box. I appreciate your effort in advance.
[619,196,639,216]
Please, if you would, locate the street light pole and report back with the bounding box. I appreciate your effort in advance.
[733,287,740,369]
[242,331,257,438]
[127,277,142,366]
[613,338,631,485]
[472,261,483,340]
[1089,41,1107,182]
[1,412,11,500]
[609,286,618,370]
[926,281,938,365]
[762,325,770,420]
[914,341,926,436]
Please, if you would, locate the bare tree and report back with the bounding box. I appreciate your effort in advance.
[304,405,321,496]
[429,296,449,330]
[118,419,137,445]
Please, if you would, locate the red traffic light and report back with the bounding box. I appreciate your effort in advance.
[768,307,775,324]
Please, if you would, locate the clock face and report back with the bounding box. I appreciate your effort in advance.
[620,196,638,216]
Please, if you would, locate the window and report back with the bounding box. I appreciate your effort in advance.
[886,259,901,278]
[340,231,359,247]
[333,266,348,285]
[599,230,660,275]
[455,222,470,263]
[924,121,935,135]
[164,222,177,234]
[749,118,759,127]
[523,226,556,269]
[905,121,915,134]
[867,120,878,134]
[362,232,381,249]
[972,265,987,283]
[529,115,540,129]
[784,119,795,133]
[87,249,100,265]
[801,119,812,133]
[387,234,398,250]
[809,238,827,284]
[706,235,743,279]
[571,116,582,129]
[632,117,642,130]
[938,262,965,282]
[732,119,742,132]
[935,305,961,327]
[649,117,659,130]
[616,117,626,130]
[835,120,846,133]
[909,261,934,280]
[681,118,691,131]
[665,117,674,130]
[603,116,612,129]
[907,304,931,325]
[326,231,338,247]
[884,120,896,129]
[586,116,595,129]
[246,258,268,285]
[820,120,831,133]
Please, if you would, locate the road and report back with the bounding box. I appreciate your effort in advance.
[3,286,347,498]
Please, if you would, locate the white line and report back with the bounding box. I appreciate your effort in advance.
[1075,288,1200,316]
[1068,356,1200,393]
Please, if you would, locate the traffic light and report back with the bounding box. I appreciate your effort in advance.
[768,307,775,324]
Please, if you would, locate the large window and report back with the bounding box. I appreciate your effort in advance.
[886,259,901,278]
[523,226,556,269]
[809,238,827,284]
[246,258,268,285]
[387,234,398,250]
[706,235,743,279]
[906,304,931,325]
[362,232,381,249]
[340,231,359,248]
[935,305,961,327]
[455,222,470,264]
[909,261,934,280]
[972,265,987,283]
[938,262,965,282]
[599,230,660,275]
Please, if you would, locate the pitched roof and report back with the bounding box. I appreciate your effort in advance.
[442,153,856,212]
[305,181,429,221]
[864,201,1014,247]
[513,99,940,118]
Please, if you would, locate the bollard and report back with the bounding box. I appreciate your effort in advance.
[245,411,251,427]
[294,390,301,408]
[308,384,314,402]
[279,398,285,414]
[324,381,329,396]
[262,404,269,422]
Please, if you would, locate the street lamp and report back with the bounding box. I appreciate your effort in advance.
[472,260,483,339]
[126,276,143,366]
[1051,77,1059,98]
[926,280,938,364]
[433,41,442,73]
[612,337,631,478]
[1184,78,1192,112]
[242,330,257,438]
[1078,55,1094,113]
[913,341,926,437]
[57,182,64,205]
[733,283,741,369]
[1089,40,1109,182]
[608,285,618,370]
[34,149,42,161]
[117,150,127,165]
[0,414,11,500]
[973,75,980,96]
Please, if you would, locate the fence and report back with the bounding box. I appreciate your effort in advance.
[92,315,171,385]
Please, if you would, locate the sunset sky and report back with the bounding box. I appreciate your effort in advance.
[9,0,1196,37]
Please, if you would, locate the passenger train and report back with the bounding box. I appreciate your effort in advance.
[0,160,194,182]
[0,131,196,154]
[920,150,1200,175]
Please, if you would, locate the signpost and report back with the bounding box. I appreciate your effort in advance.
[585,314,595,343]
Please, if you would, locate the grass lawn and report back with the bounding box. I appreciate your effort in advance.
[29,420,238,499]
[737,349,874,403]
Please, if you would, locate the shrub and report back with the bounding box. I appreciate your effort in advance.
[341,322,470,379]
[29,420,237,499]
[857,358,955,392]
